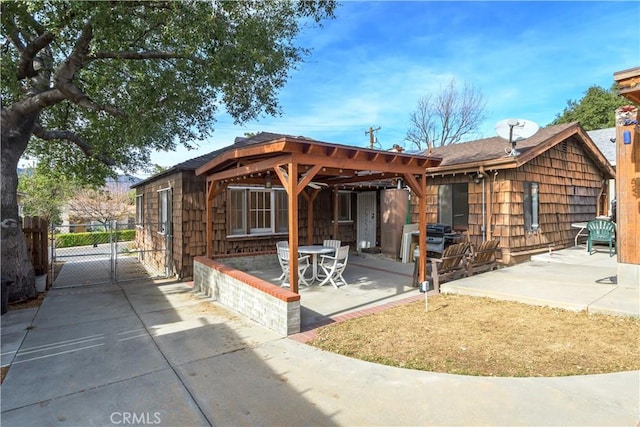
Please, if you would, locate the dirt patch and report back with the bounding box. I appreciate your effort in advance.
[182,296,241,321]
[310,294,640,377]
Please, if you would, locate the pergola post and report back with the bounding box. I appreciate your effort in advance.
[287,161,300,294]
[418,172,427,284]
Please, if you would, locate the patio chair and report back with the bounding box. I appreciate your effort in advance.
[318,245,350,288]
[586,219,616,257]
[277,245,311,287]
[466,239,500,276]
[322,239,341,251]
[275,241,289,281]
[413,242,470,292]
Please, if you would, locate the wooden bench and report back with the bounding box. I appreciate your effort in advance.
[466,239,500,276]
[413,242,471,292]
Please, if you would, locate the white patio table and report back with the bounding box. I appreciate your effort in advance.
[571,222,588,247]
[298,245,335,285]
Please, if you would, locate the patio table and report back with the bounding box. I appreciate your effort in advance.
[571,222,588,247]
[298,245,335,285]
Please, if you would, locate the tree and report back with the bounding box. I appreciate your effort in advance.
[67,185,134,229]
[17,162,75,224]
[1,0,336,301]
[550,85,629,130]
[405,79,487,152]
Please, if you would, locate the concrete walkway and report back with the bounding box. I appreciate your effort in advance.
[442,246,639,317]
[1,248,639,426]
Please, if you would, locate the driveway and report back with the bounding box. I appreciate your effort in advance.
[1,274,638,426]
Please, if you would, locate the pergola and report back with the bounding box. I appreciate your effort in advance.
[196,136,442,293]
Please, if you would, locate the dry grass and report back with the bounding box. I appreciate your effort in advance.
[310,294,640,377]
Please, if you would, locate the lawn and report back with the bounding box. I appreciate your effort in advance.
[309,294,640,377]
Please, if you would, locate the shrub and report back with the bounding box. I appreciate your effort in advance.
[55,229,136,248]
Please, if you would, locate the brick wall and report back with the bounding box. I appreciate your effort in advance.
[193,256,300,336]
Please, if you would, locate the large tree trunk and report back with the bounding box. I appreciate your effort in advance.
[1,108,38,303]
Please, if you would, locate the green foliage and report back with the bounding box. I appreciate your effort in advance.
[17,162,76,223]
[2,0,336,184]
[550,85,629,130]
[54,229,135,248]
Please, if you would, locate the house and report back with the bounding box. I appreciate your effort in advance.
[410,122,616,264]
[131,133,435,280]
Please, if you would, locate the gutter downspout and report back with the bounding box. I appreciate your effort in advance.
[478,166,490,241]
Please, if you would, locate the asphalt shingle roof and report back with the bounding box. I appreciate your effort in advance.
[425,122,575,167]
[586,127,616,165]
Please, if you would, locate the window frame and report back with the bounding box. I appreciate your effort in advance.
[438,183,469,228]
[135,194,144,227]
[524,181,539,232]
[228,186,289,237]
[337,191,353,223]
[157,187,171,235]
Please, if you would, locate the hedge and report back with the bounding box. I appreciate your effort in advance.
[55,229,136,248]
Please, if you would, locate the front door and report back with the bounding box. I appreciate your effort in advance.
[357,191,377,251]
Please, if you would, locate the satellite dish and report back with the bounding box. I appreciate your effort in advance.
[495,118,539,156]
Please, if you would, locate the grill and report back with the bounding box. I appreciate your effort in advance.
[412,224,464,260]
[426,224,451,254]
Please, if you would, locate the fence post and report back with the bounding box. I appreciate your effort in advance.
[21,216,49,286]
[50,222,55,288]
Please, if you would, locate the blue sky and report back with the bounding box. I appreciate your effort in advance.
[148,0,640,170]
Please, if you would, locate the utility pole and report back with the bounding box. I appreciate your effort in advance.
[365,126,381,149]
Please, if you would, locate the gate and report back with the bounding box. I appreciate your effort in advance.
[51,221,171,287]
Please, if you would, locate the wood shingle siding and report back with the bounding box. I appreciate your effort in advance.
[410,122,614,264]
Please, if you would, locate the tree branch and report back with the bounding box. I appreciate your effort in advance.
[53,21,127,118]
[17,32,55,79]
[8,88,67,116]
[32,123,116,166]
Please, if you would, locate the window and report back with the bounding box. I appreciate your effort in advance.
[438,183,468,228]
[524,181,539,232]
[135,195,144,226]
[158,188,171,234]
[338,191,353,222]
[228,187,288,236]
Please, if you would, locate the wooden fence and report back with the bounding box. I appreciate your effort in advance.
[22,216,50,287]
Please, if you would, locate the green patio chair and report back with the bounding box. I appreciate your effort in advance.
[586,219,616,257]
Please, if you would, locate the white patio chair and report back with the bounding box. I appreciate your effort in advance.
[275,241,289,281]
[322,239,341,251]
[277,245,311,287]
[318,245,350,288]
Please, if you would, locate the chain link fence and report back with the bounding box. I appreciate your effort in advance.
[51,221,170,287]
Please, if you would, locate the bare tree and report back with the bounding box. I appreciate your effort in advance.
[406,79,487,152]
[67,185,133,229]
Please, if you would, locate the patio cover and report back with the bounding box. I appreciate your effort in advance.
[196,136,442,293]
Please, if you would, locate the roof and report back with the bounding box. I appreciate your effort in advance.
[195,135,440,189]
[131,132,309,188]
[424,122,615,178]
[586,127,616,165]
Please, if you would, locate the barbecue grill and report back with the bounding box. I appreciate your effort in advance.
[426,223,451,254]
[413,224,463,259]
